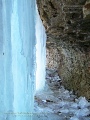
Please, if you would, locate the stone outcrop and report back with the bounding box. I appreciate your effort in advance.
[37,0,90,99]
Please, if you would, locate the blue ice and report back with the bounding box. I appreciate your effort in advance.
[0,0,36,120]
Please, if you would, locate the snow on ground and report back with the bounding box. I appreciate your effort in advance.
[34,69,90,120]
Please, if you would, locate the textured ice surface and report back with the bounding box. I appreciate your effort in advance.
[0,0,36,120]
[70,116,79,120]
[78,97,90,109]
[34,69,90,120]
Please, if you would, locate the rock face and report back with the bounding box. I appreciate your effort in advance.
[46,46,60,69]
[37,0,90,99]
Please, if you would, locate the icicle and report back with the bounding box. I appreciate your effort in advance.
[35,5,46,91]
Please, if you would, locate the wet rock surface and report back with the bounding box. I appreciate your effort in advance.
[34,69,90,120]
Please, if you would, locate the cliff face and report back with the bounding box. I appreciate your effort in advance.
[37,0,90,99]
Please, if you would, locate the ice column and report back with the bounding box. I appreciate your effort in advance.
[35,6,46,91]
[0,0,36,120]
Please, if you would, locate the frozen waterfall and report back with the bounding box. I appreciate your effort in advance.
[0,0,36,120]
[35,6,46,91]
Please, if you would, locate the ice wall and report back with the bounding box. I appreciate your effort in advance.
[35,5,46,91]
[0,0,36,120]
